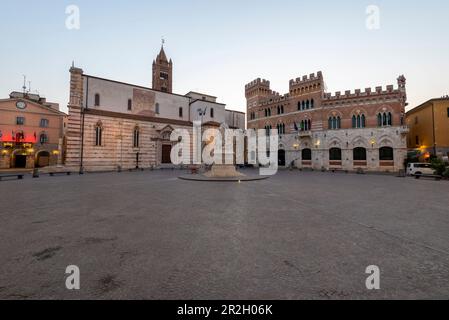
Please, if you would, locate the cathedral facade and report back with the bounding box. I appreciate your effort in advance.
[65,46,245,172]
[246,72,409,172]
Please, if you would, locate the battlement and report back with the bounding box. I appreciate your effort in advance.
[245,78,270,90]
[323,84,400,101]
[289,71,323,88]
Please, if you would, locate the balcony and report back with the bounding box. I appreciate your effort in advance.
[298,131,312,138]
[399,126,410,135]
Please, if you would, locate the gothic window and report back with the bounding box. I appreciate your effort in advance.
[362,114,366,128]
[179,107,183,118]
[95,123,103,146]
[311,99,314,108]
[378,112,393,127]
[40,119,49,128]
[379,147,394,161]
[298,102,301,111]
[302,101,306,110]
[306,100,310,109]
[353,147,367,161]
[329,116,341,129]
[94,94,100,107]
[210,108,214,118]
[352,115,357,128]
[302,148,312,161]
[133,127,140,148]
[128,99,132,111]
[329,148,342,161]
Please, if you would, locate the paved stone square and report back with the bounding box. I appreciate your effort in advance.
[0,170,449,299]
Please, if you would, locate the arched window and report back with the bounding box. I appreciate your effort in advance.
[133,127,140,148]
[378,112,393,127]
[361,114,366,128]
[95,123,103,146]
[329,148,342,161]
[379,147,394,161]
[352,115,357,128]
[302,101,305,110]
[94,94,100,107]
[268,109,271,117]
[155,103,160,115]
[39,133,48,144]
[302,148,312,161]
[179,107,183,118]
[40,119,49,128]
[281,105,284,114]
[128,99,132,111]
[210,108,215,118]
[328,117,332,129]
[337,116,341,129]
[353,147,367,161]
[306,100,310,109]
[297,102,301,111]
[311,99,314,108]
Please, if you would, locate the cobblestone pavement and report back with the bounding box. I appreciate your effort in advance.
[1,169,449,299]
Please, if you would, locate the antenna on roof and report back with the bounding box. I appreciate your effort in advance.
[28,81,32,94]
[22,75,27,94]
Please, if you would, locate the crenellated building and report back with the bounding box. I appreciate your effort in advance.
[246,72,409,172]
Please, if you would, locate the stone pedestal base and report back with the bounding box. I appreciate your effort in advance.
[204,164,245,178]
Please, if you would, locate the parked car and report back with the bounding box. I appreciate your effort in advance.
[407,163,435,176]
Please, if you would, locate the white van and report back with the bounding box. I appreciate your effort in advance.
[407,163,435,176]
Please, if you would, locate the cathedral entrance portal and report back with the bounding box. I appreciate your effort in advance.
[162,145,172,164]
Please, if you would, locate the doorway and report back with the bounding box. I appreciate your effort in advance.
[278,150,286,167]
[14,155,27,168]
[162,145,172,164]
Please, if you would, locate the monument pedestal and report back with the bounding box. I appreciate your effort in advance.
[204,164,245,178]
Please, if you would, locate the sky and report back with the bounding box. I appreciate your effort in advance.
[1,0,448,114]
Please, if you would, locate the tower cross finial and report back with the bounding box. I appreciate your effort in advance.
[161,37,165,47]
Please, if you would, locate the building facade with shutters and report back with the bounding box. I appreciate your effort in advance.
[65,46,245,172]
[246,72,409,172]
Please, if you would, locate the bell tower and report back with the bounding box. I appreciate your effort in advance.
[152,43,173,93]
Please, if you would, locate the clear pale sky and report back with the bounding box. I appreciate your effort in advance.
[1,0,448,114]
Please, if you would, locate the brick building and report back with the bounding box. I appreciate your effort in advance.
[246,72,409,172]
[0,92,66,169]
[65,46,245,172]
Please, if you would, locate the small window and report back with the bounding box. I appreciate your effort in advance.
[353,147,367,161]
[210,108,214,118]
[379,147,394,161]
[94,94,100,107]
[16,117,25,125]
[128,99,132,111]
[415,136,420,146]
[155,103,160,114]
[40,119,49,128]
[329,148,342,161]
[179,107,183,118]
[447,108,449,118]
[95,124,103,146]
[133,127,140,148]
[40,133,48,144]
[302,149,312,161]
[415,116,418,124]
